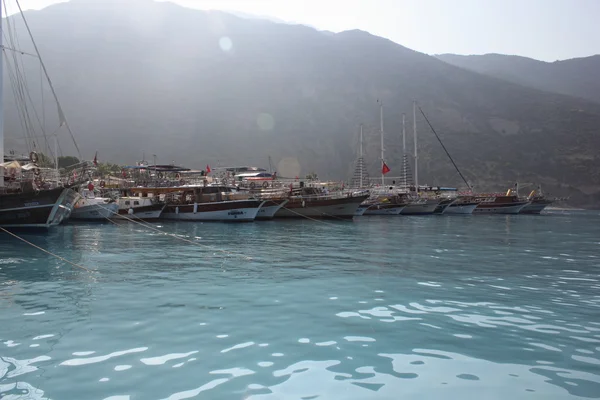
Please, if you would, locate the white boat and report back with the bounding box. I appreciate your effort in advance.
[116,196,165,220]
[363,203,405,215]
[400,198,440,215]
[163,199,264,222]
[256,199,288,220]
[71,188,119,220]
[444,200,479,215]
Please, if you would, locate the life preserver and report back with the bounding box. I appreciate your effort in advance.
[262,181,269,188]
[100,180,106,188]
[175,173,181,180]
[249,182,256,189]
[29,151,38,164]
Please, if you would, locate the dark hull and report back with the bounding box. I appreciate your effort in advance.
[474,201,530,214]
[274,194,369,219]
[0,187,79,229]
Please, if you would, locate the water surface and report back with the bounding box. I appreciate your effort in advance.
[1,211,600,399]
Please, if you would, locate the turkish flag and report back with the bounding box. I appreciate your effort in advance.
[206,165,211,174]
[382,162,391,175]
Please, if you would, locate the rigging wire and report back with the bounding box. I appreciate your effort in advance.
[15,0,82,160]
[418,106,471,190]
[1,6,53,159]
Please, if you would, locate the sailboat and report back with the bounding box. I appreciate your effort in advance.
[0,0,80,228]
[362,101,406,216]
[400,102,439,215]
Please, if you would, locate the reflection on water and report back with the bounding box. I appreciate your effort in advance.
[1,211,600,399]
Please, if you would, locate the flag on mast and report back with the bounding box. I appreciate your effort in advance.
[93,151,98,166]
[382,162,391,175]
[206,165,211,174]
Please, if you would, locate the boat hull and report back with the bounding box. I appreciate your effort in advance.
[354,205,368,216]
[71,202,119,220]
[274,194,369,219]
[363,204,405,215]
[401,200,439,215]
[444,202,479,215]
[115,204,165,220]
[0,187,79,229]
[474,201,530,215]
[162,200,263,222]
[434,199,456,214]
[520,200,553,214]
[256,199,288,220]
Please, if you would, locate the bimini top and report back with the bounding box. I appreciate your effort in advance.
[122,165,191,172]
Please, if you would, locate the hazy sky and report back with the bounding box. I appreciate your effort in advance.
[12,0,600,61]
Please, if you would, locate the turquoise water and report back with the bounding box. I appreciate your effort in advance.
[1,211,600,399]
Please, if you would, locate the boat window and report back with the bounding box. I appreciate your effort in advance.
[125,201,130,206]
[134,201,140,206]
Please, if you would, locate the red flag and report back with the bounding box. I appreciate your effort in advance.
[206,165,211,174]
[382,162,391,175]
[93,151,98,166]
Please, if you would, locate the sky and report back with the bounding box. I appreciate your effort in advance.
[9,0,600,61]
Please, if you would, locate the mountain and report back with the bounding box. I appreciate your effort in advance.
[3,0,600,207]
[436,53,600,104]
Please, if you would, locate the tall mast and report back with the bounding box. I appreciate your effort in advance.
[359,124,364,188]
[402,113,406,190]
[379,100,384,186]
[413,101,418,192]
[0,0,4,188]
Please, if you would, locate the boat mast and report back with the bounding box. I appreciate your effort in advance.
[379,100,384,186]
[359,124,364,188]
[402,113,406,190]
[413,101,418,192]
[0,0,4,188]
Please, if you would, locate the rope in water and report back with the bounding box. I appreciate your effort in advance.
[95,203,254,261]
[0,227,92,272]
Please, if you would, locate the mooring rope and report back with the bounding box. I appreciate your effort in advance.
[95,203,254,261]
[0,227,92,272]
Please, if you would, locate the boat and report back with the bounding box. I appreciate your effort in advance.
[519,186,554,214]
[116,196,165,220]
[520,197,553,214]
[433,197,457,214]
[397,104,439,216]
[158,185,264,222]
[0,5,82,229]
[274,187,369,219]
[363,201,405,215]
[71,185,119,221]
[0,181,79,228]
[473,194,530,214]
[400,197,440,215]
[256,198,288,220]
[444,196,480,214]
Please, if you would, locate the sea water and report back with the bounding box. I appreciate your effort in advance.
[1,211,600,399]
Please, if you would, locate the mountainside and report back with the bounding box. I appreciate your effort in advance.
[3,0,600,207]
[436,53,600,104]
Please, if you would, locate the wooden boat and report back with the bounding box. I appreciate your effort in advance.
[274,187,369,219]
[473,195,530,214]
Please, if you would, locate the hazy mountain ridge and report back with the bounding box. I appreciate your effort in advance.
[436,53,600,104]
[3,0,600,207]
